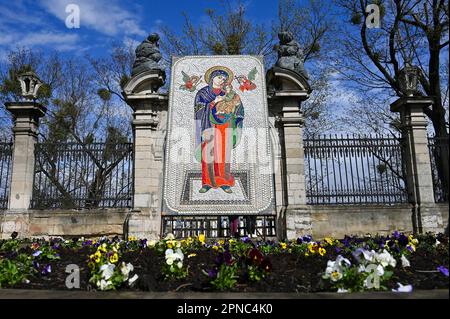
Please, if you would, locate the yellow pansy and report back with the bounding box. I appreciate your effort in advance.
[280,242,287,250]
[318,247,326,256]
[109,253,119,263]
[324,237,334,245]
[188,253,197,258]
[218,239,225,246]
[308,242,318,253]
[92,251,102,263]
[198,234,205,244]
[212,245,219,251]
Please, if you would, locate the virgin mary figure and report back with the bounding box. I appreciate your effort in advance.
[194,66,244,193]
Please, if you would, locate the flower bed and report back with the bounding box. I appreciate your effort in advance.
[0,231,448,293]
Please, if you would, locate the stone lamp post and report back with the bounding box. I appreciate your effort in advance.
[398,62,421,97]
[6,71,47,210]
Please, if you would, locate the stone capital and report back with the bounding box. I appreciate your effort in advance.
[5,102,47,137]
[390,96,434,113]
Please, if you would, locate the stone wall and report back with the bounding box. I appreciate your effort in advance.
[0,204,447,240]
[308,203,448,239]
[0,209,130,239]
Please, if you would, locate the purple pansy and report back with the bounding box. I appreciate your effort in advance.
[437,266,449,277]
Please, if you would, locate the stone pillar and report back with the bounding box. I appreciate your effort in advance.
[6,102,46,210]
[391,97,444,233]
[123,70,167,239]
[267,67,312,240]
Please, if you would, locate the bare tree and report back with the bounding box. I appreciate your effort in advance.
[0,48,132,209]
[335,0,449,197]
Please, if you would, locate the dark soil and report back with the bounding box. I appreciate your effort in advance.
[2,236,448,293]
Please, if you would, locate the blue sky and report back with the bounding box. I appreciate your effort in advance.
[0,0,280,60]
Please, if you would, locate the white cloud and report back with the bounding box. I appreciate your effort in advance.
[17,32,80,48]
[39,0,146,37]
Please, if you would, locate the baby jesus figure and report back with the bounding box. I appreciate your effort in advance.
[215,83,241,115]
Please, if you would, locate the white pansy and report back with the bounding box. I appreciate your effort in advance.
[375,250,397,268]
[435,239,441,247]
[98,279,113,290]
[166,257,174,265]
[177,261,183,269]
[392,283,413,293]
[100,263,115,280]
[147,240,157,247]
[401,255,410,268]
[358,264,366,273]
[336,255,351,267]
[165,249,174,257]
[330,270,343,282]
[120,262,134,277]
[128,274,138,285]
[376,264,385,276]
[165,233,175,240]
[362,250,376,262]
[323,255,349,282]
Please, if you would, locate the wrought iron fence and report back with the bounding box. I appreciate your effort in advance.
[161,215,276,239]
[304,134,408,205]
[31,141,133,209]
[0,139,13,210]
[428,135,449,203]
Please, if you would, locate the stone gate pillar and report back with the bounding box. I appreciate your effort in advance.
[390,62,445,233]
[390,96,443,233]
[123,69,167,240]
[267,67,312,240]
[6,72,46,210]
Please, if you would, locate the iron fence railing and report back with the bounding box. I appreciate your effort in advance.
[0,139,13,210]
[428,135,449,203]
[161,215,276,239]
[31,141,133,209]
[304,134,408,205]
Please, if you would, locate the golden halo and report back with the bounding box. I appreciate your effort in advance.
[204,66,234,85]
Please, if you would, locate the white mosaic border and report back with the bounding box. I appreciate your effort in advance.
[163,55,274,215]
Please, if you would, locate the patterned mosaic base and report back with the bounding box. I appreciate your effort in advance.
[180,171,250,205]
[163,55,275,215]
